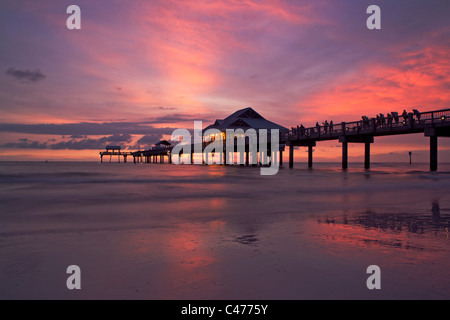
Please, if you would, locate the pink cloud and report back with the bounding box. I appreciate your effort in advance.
[293,43,450,126]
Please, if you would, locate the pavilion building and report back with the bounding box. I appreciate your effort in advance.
[201,107,289,165]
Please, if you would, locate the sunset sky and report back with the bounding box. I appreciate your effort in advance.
[1,0,449,162]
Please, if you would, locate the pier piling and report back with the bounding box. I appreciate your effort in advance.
[430,136,438,172]
[364,142,371,170]
[308,145,313,168]
[289,144,294,168]
[342,141,348,169]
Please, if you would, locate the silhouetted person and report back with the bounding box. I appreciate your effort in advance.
[392,112,399,124]
[413,109,421,122]
[387,113,392,126]
[362,116,369,127]
[402,110,408,123]
[323,120,329,133]
[329,121,334,133]
[380,113,385,126]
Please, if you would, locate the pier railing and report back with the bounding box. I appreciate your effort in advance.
[289,108,450,140]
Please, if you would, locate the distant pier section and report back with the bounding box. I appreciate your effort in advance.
[100,141,173,164]
[99,145,132,163]
[130,140,173,164]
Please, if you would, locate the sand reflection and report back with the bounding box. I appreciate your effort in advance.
[118,218,227,299]
[305,202,450,264]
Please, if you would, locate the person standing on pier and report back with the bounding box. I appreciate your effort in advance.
[413,109,421,122]
[323,120,329,133]
[402,110,408,123]
[300,125,305,136]
[392,112,399,124]
[387,113,392,126]
[380,113,386,126]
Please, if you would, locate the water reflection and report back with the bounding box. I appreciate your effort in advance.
[312,201,449,259]
[432,201,440,217]
[318,202,449,237]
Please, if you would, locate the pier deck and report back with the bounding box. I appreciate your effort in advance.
[287,108,450,171]
[99,108,450,171]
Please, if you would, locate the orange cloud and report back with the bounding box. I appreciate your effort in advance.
[297,44,450,124]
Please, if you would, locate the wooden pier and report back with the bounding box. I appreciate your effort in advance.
[287,108,450,171]
[99,108,450,172]
[131,147,173,164]
[100,141,173,164]
[99,146,133,163]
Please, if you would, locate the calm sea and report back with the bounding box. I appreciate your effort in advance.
[0,161,449,299]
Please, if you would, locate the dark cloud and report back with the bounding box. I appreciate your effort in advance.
[0,115,213,136]
[0,118,206,151]
[49,134,133,150]
[0,121,177,136]
[1,134,134,150]
[105,133,133,143]
[1,140,48,149]
[49,138,112,150]
[134,134,164,149]
[6,67,46,83]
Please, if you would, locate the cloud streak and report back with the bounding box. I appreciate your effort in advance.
[5,68,46,83]
[0,116,212,136]
[1,134,135,150]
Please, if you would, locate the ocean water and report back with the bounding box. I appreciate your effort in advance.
[0,161,449,300]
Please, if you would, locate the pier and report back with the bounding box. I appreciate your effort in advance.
[287,108,450,171]
[99,146,133,163]
[100,141,174,164]
[131,140,173,164]
[99,108,450,172]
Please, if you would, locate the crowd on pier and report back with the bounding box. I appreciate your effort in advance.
[291,108,422,137]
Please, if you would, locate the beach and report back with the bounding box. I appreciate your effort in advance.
[0,161,449,299]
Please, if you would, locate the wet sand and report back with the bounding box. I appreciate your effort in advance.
[0,161,449,299]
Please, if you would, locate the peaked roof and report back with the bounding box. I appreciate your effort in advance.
[155,140,172,146]
[203,107,288,133]
[223,107,265,121]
